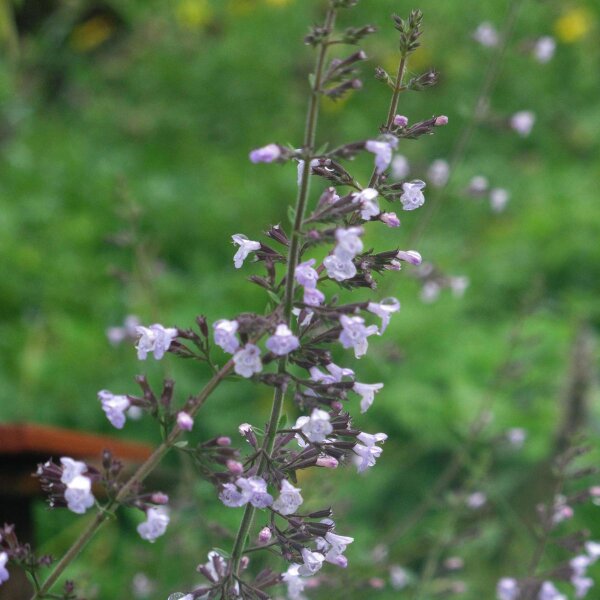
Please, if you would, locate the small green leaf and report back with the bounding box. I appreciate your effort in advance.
[287,205,296,226]
[267,290,281,305]
[174,441,188,449]
[308,73,316,88]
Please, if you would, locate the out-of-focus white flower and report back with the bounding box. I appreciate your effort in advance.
[427,159,450,187]
[391,154,410,179]
[473,22,499,47]
[510,111,536,137]
[490,188,510,213]
[533,36,556,63]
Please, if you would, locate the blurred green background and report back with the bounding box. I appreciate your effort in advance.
[1,0,600,598]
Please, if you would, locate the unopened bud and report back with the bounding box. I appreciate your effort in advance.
[380,212,400,228]
[151,492,169,505]
[316,456,339,469]
[177,411,194,432]
[226,460,244,475]
[435,115,449,126]
[258,527,272,544]
[216,436,231,447]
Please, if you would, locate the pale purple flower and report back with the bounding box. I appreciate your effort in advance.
[219,483,246,508]
[496,578,519,600]
[60,457,87,485]
[298,548,325,576]
[538,581,566,600]
[232,234,261,269]
[304,287,325,307]
[449,276,470,298]
[354,187,380,220]
[473,22,499,47]
[131,573,155,598]
[106,315,140,346]
[367,297,401,333]
[294,408,333,444]
[396,250,422,265]
[213,319,240,354]
[326,362,355,381]
[236,476,273,508]
[390,565,410,590]
[393,114,409,128]
[533,36,556,63]
[272,480,303,515]
[323,531,354,566]
[354,431,387,472]
[177,412,193,431]
[339,315,378,358]
[295,259,319,288]
[510,111,535,137]
[380,212,400,227]
[137,507,170,542]
[469,175,489,194]
[266,324,300,356]
[98,390,130,429]
[506,428,527,448]
[283,564,306,599]
[334,226,363,260]
[0,552,9,585]
[135,324,178,360]
[65,475,95,514]
[353,382,384,413]
[466,491,487,509]
[258,527,272,544]
[490,188,510,213]
[427,159,450,187]
[233,344,262,378]
[293,306,314,327]
[249,143,281,163]
[297,158,320,186]
[323,255,356,282]
[400,180,426,211]
[573,576,593,598]
[392,154,410,179]
[421,281,441,303]
[365,140,395,174]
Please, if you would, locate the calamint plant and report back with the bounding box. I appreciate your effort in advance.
[0,2,455,599]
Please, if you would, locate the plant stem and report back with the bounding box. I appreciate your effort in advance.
[367,52,408,189]
[31,358,235,600]
[227,4,337,583]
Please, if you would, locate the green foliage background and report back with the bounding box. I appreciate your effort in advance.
[1,0,600,598]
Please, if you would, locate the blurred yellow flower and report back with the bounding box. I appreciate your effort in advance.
[554,7,594,43]
[70,15,115,53]
[264,0,294,6]
[175,0,213,30]
[228,0,256,16]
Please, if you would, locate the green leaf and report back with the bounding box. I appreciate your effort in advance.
[267,290,281,305]
[287,205,296,226]
[174,441,188,448]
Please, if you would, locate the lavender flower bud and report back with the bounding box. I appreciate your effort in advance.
[380,212,400,227]
[393,114,409,127]
[258,527,272,544]
[249,143,282,164]
[151,492,169,505]
[177,412,194,432]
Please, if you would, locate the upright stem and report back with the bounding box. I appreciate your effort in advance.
[367,52,408,189]
[31,358,235,600]
[227,5,337,582]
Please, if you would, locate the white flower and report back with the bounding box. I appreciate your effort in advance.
[334,226,364,261]
[65,475,95,514]
[266,324,300,356]
[272,480,303,515]
[298,548,325,576]
[490,188,510,213]
[427,159,450,187]
[213,319,240,354]
[303,287,325,307]
[473,22,499,47]
[98,390,130,429]
[449,276,470,298]
[367,297,400,333]
[232,234,261,269]
[365,140,395,174]
[533,36,556,63]
[0,552,9,585]
[60,457,87,485]
[510,111,535,137]
[391,154,410,179]
[295,408,333,444]
[496,578,519,600]
[400,180,426,211]
[354,432,387,473]
[137,507,170,542]
[585,541,600,560]
[354,187,380,220]
[469,175,489,194]
[323,255,356,281]
[573,576,593,598]
[282,564,306,599]
[339,315,378,358]
[570,555,592,577]
[353,382,384,413]
[390,565,410,590]
[421,281,441,303]
[233,344,262,378]
[466,491,487,509]
[135,324,178,360]
[506,428,527,448]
